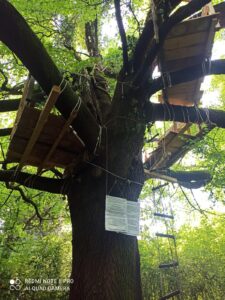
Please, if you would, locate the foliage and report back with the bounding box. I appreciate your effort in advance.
[140,215,225,300]
[0,0,225,298]
[0,185,72,299]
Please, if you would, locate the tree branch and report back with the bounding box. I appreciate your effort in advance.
[0,68,8,90]
[147,59,225,96]
[114,0,129,73]
[7,183,43,222]
[0,170,73,194]
[85,19,100,57]
[0,0,99,152]
[145,102,225,128]
[0,99,20,112]
[0,128,12,137]
[145,169,211,189]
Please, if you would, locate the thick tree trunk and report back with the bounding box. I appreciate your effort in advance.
[68,169,142,300]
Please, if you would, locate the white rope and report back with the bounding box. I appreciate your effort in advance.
[85,160,144,187]
[151,0,159,43]
[93,125,103,156]
[162,72,172,89]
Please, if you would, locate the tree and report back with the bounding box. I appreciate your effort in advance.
[0,0,225,299]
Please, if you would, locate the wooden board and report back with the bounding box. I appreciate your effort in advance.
[18,85,60,169]
[167,15,216,39]
[6,106,85,169]
[159,15,218,106]
[145,125,212,171]
[7,137,77,168]
[145,131,195,170]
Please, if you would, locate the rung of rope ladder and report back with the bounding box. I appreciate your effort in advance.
[159,261,179,269]
[160,290,181,300]
[154,212,174,219]
[156,233,175,239]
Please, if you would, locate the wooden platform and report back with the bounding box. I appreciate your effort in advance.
[6,107,84,169]
[159,14,219,106]
[6,83,85,170]
[145,7,219,172]
[144,124,211,171]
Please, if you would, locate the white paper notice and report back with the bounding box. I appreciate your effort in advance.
[105,195,140,236]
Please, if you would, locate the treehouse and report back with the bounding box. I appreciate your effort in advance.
[5,2,224,177]
[145,2,222,172]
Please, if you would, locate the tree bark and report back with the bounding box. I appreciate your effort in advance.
[68,168,142,300]
[0,170,70,194]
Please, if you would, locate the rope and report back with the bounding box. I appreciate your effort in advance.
[93,125,103,156]
[84,160,144,187]
[162,72,172,89]
[202,57,212,76]
[151,0,159,43]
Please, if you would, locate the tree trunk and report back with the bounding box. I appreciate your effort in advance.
[68,169,142,299]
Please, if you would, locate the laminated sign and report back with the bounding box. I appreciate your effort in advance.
[105,195,140,236]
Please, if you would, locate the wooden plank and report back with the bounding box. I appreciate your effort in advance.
[164,44,205,61]
[167,15,215,39]
[7,136,78,168]
[192,18,217,105]
[14,107,84,152]
[10,75,34,140]
[162,91,203,106]
[37,106,81,173]
[160,290,180,300]
[17,85,60,170]
[163,55,203,72]
[164,31,208,50]
[156,233,175,239]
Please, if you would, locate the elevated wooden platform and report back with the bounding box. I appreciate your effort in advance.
[144,123,210,171]
[159,13,219,106]
[6,81,85,171]
[145,5,219,172]
[6,107,84,169]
